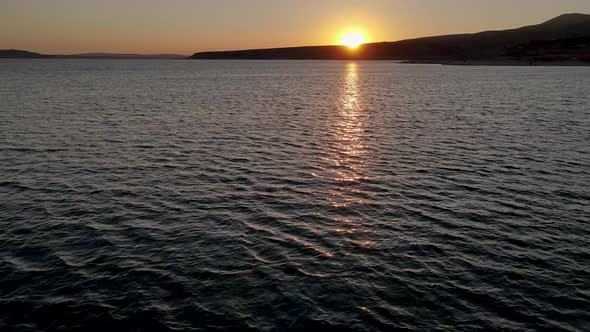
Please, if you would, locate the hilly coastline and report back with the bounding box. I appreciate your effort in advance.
[3,14,589,64]
[190,13,590,64]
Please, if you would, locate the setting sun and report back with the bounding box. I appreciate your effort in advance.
[340,31,367,48]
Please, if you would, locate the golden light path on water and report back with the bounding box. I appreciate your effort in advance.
[317,63,374,251]
[312,62,367,187]
[331,62,368,185]
[328,62,373,247]
[306,62,375,253]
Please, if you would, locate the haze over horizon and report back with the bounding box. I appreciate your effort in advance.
[2,0,590,55]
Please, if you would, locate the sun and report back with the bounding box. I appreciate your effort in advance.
[340,31,367,49]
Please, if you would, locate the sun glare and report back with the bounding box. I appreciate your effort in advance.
[340,31,367,49]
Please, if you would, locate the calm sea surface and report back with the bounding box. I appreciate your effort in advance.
[1,60,589,331]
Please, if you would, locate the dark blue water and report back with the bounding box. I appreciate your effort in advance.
[1,59,589,331]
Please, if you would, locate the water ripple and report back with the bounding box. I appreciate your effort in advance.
[1,60,589,331]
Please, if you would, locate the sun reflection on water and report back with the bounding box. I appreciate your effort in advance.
[310,62,371,212]
[330,62,368,184]
[304,63,377,264]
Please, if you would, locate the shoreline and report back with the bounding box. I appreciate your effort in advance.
[2,57,590,66]
[400,59,590,66]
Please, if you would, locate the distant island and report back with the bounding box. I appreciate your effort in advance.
[0,50,52,59]
[190,13,590,65]
[0,50,185,59]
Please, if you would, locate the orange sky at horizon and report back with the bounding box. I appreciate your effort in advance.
[1,0,590,55]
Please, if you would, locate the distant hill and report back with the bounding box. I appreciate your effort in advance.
[0,50,185,59]
[0,49,51,58]
[65,53,186,59]
[190,13,590,63]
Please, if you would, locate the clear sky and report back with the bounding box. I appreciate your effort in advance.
[1,0,589,55]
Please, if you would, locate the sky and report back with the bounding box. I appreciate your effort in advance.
[1,0,590,55]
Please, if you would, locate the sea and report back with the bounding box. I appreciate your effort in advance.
[1,59,589,331]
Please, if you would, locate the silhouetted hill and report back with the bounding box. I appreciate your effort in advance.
[190,13,590,62]
[0,49,51,58]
